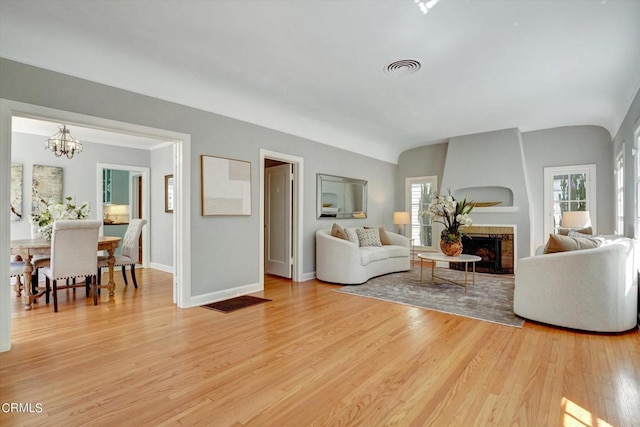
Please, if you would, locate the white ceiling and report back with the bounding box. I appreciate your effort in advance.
[1,0,639,163]
[12,116,171,150]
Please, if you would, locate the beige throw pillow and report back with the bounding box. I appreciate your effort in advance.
[365,226,391,245]
[544,233,601,254]
[331,223,348,240]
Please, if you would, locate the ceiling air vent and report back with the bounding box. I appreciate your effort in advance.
[384,59,422,75]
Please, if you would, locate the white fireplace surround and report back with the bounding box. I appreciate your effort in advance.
[441,128,532,260]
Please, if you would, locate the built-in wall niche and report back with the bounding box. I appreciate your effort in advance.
[453,186,514,207]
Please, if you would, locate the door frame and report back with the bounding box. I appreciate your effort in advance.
[1,99,192,352]
[96,163,151,268]
[259,149,304,285]
[265,162,293,278]
[543,164,597,238]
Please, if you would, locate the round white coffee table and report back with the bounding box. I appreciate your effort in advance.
[417,253,482,292]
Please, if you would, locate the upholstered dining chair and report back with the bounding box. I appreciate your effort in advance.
[98,218,147,288]
[10,256,49,298]
[10,259,25,297]
[41,220,102,312]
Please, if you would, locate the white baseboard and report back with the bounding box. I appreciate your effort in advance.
[300,271,316,282]
[149,262,174,274]
[188,282,263,308]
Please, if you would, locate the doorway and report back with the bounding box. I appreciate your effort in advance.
[96,163,150,267]
[1,99,193,352]
[264,159,293,278]
[259,150,304,286]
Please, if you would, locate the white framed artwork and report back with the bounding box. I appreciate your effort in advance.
[201,155,251,216]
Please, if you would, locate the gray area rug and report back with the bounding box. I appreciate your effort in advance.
[335,267,525,328]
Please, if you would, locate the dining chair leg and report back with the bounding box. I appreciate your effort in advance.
[92,276,98,306]
[97,267,102,286]
[131,265,138,288]
[45,278,51,304]
[32,270,39,294]
[52,280,58,312]
[121,267,128,286]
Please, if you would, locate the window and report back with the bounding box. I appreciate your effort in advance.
[405,176,437,249]
[543,165,596,237]
[614,151,624,235]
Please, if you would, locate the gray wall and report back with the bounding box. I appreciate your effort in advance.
[522,125,614,248]
[394,142,448,211]
[10,131,150,239]
[150,145,174,268]
[613,87,640,238]
[0,59,395,298]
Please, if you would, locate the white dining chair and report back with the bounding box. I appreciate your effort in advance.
[98,219,147,288]
[41,220,102,312]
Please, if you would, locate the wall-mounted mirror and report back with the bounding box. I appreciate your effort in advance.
[317,174,367,219]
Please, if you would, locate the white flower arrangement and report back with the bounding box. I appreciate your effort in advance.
[29,196,90,240]
[422,190,474,243]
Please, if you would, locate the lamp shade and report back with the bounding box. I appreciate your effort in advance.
[562,211,591,228]
[393,211,410,225]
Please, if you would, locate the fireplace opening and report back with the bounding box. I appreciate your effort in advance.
[450,234,514,274]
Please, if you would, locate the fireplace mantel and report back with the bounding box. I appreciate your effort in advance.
[472,206,519,213]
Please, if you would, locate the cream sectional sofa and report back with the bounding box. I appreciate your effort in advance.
[315,228,410,284]
[514,235,639,332]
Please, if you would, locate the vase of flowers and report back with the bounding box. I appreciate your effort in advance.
[425,190,474,257]
[29,196,90,240]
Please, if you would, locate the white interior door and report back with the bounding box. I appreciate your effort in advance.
[265,163,292,278]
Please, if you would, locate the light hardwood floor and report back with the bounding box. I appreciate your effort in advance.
[1,269,639,426]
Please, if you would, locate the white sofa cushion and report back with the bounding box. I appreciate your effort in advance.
[385,245,410,258]
[360,247,388,266]
[360,245,410,266]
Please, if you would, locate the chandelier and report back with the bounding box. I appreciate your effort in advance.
[45,125,83,159]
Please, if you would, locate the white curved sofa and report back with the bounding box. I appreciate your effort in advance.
[514,236,638,332]
[316,228,410,284]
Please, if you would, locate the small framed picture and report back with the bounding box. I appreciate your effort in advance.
[165,174,174,213]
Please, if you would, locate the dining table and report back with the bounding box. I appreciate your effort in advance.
[10,236,122,310]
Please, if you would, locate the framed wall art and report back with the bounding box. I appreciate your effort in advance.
[201,155,251,216]
[165,174,174,213]
[10,163,23,221]
[32,164,63,213]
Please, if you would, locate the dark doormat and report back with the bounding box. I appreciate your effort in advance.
[202,295,271,313]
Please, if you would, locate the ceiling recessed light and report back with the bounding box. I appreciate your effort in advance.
[385,59,422,75]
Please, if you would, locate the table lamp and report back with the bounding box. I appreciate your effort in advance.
[393,211,410,236]
[561,211,591,229]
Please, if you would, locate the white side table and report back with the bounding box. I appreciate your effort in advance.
[417,253,482,292]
